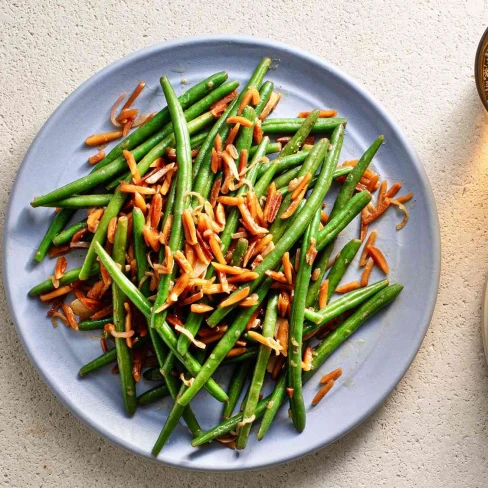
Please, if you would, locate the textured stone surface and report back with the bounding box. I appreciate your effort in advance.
[1,0,488,486]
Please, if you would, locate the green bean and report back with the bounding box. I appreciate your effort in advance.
[254,110,320,199]
[221,348,259,365]
[302,279,389,335]
[326,239,362,299]
[151,76,193,348]
[152,371,202,455]
[137,384,169,406]
[254,81,274,117]
[78,317,112,331]
[268,135,331,242]
[78,335,150,377]
[207,127,342,327]
[133,207,170,369]
[316,191,372,252]
[304,242,335,308]
[41,194,112,209]
[249,141,281,159]
[32,80,234,207]
[305,138,377,305]
[78,112,214,281]
[329,135,383,219]
[178,277,272,407]
[176,132,266,355]
[160,351,176,381]
[303,284,404,382]
[51,219,87,246]
[192,57,271,190]
[274,164,352,192]
[132,208,150,297]
[34,209,74,262]
[261,117,347,134]
[193,283,403,446]
[256,372,288,441]
[230,238,249,266]
[94,243,227,403]
[111,216,137,416]
[236,293,278,449]
[28,263,100,296]
[288,208,321,431]
[258,150,310,181]
[104,131,211,191]
[223,361,251,420]
[91,72,228,171]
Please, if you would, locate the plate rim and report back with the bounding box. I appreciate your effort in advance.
[3,34,441,471]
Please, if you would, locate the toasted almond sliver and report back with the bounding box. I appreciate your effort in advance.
[174,324,206,349]
[218,287,250,308]
[320,368,343,384]
[190,303,214,314]
[312,380,335,406]
[211,262,246,275]
[318,279,329,309]
[120,182,156,195]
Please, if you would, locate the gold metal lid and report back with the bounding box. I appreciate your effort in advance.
[475,26,488,111]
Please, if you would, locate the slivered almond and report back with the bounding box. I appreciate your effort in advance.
[227,271,259,283]
[318,279,329,309]
[312,380,335,405]
[248,331,283,355]
[265,270,288,284]
[225,123,240,146]
[39,285,72,302]
[253,118,263,144]
[142,225,161,252]
[282,252,293,284]
[150,193,162,229]
[298,110,337,118]
[120,182,155,195]
[87,208,104,233]
[218,196,245,206]
[291,172,312,200]
[227,115,253,128]
[211,147,221,173]
[336,281,361,293]
[145,163,176,185]
[161,215,173,245]
[182,209,197,245]
[276,319,289,356]
[190,303,214,313]
[259,92,282,121]
[88,151,105,165]
[237,88,255,115]
[175,324,206,349]
[277,291,290,318]
[133,191,147,215]
[218,287,250,308]
[85,131,123,146]
[367,246,389,273]
[239,293,259,307]
[306,238,318,265]
[360,230,378,266]
[320,368,343,384]
[123,150,141,183]
[173,250,193,275]
[238,203,268,235]
[301,346,314,371]
[211,262,246,275]
[226,347,247,358]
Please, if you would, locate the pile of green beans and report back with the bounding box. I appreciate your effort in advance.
[28,58,406,457]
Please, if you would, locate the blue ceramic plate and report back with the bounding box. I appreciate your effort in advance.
[3,36,440,471]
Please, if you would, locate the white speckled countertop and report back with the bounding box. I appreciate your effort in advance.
[1,1,487,486]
